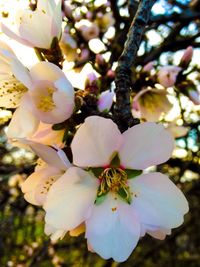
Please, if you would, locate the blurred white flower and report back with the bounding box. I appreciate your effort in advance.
[75,19,99,41]
[132,88,172,121]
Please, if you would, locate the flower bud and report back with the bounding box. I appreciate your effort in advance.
[85,73,98,94]
[98,90,114,112]
[142,62,154,72]
[179,46,193,68]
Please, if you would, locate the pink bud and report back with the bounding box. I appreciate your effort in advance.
[63,2,73,18]
[142,62,154,72]
[95,54,105,66]
[106,70,115,79]
[87,73,97,85]
[97,12,103,18]
[98,90,114,112]
[86,11,93,20]
[180,46,193,67]
[79,48,89,61]
[85,73,98,94]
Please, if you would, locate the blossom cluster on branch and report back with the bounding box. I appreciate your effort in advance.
[0,0,196,262]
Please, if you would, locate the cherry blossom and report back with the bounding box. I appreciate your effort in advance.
[1,0,62,49]
[75,19,99,41]
[0,43,74,124]
[132,87,172,121]
[44,116,188,262]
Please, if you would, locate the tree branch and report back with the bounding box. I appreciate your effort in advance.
[114,0,156,132]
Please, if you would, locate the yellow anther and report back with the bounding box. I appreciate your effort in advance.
[98,168,132,203]
[37,87,56,112]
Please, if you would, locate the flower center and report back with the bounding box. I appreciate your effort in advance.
[97,168,132,204]
[37,87,56,112]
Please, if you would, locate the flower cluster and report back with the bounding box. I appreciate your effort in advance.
[0,0,190,263]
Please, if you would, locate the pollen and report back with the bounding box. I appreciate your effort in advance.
[97,168,132,204]
[111,207,117,212]
[37,87,56,112]
[40,176,56,194]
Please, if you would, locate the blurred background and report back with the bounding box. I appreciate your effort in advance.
[0,0,199,266]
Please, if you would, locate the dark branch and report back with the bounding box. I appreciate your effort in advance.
[114,0,156,132]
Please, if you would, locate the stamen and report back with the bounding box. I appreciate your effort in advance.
[37,87,56,112]
[97,168,132,204]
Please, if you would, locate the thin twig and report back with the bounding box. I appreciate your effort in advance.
[114,0,156,132]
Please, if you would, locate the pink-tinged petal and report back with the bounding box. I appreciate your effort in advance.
[37,0,62,36]
[7,104,39,139]
[30,61,64,82]
[119,122,174,169]
[30,122,64,147]
[22,140,68,171]
[44,223,67,241]
[56,148,72,168]
[17,9,53,49]
[86,194,140,262]
[129,173,189,229]
[1,23,32,47]
[44,167,98,230]
[71,116,123,167]
[140,223,171,240]
[52,77,74,120]
[11,57,33,89]
[147,227,171,240]
[50,0,62,37]
[98,90,114,112]
[21,166,62,206]
[0,40,15,57]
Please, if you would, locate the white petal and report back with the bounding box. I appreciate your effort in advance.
[21,166,61,206]
[1,22,32,47]
[30,61,64,82]
[22,140,68,171]
[11,57,32,89]
[17,9,53,49]
[147,227,171,240]
[86,194,140,262]
[119,122,174,169]
[7,103,39,139]
[37,0,62,36]
[130,173,189,229]
[71,116,123,167]
[30,122,64,147]
[44,167,98,230]
[56,148,72,168]
[44,223,67,241]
